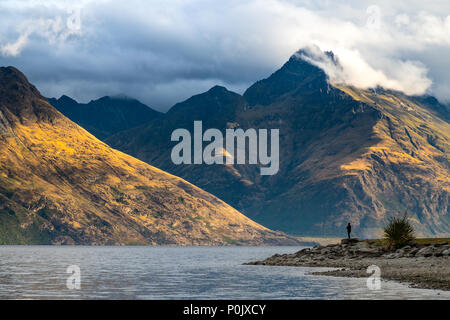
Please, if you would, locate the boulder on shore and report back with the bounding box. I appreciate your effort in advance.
[340,238,359,245]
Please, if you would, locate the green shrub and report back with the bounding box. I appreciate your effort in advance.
[383,210,415,249]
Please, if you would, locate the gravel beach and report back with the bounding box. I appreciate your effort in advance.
[245,239,450,291]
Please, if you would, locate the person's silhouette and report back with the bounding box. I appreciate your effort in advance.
[346,223,352,239]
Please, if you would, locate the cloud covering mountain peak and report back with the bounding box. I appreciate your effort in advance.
[296,45,432,96]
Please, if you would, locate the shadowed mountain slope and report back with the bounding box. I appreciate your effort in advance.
[48,95,161,140]
[105,50,449,238]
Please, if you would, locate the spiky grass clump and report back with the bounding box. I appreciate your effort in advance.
[383,211,415,250]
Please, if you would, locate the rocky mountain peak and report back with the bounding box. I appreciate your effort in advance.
[58,94,78,105]
[0,66,60,124]
[207,85,229,94]
[293,48,338,65]
[0,66,41,103]
[243,48,331,106]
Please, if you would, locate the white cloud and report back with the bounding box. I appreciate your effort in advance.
[0,0,449,108]
[1,29,31,57]
[299,46,432,96]
[0,5,82,57]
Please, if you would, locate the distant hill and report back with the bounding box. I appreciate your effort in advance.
[47,95,161,140]
[0,66,302,245]
[105,50,450,238]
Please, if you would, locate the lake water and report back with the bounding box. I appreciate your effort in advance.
[0,246,448,300]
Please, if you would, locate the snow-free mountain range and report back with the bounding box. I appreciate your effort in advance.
[0,49,448,244]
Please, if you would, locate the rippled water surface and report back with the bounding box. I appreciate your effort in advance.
[0,246,448,299]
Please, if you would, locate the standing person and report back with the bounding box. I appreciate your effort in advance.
[346,223,352,239]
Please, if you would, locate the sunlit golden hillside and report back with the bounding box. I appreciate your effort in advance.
[0,66,301,245]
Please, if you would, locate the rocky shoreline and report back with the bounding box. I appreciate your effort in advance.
[245,239,450,291]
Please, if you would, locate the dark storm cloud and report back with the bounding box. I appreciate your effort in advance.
[1,0,450,111]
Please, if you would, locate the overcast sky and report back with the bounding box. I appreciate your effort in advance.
[1,0,449,111]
